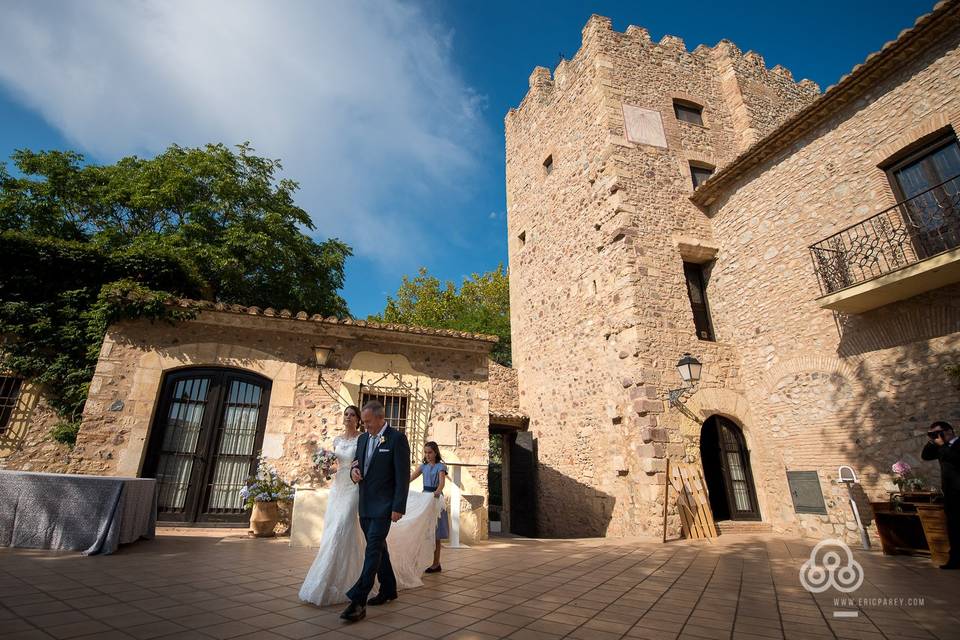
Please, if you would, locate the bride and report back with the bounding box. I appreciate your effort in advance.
[299,405,442,607]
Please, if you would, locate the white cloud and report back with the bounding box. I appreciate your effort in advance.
[0,0,487,262]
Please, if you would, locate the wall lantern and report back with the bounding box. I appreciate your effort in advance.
[313,345,334,384]
[313,345,333,367]
[676,353,702,387]
[667,353,702,421]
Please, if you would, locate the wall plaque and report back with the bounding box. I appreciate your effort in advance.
[786,470,827,515]
[622,104,668,148]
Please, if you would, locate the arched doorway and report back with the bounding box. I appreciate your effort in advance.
[700,415,760,521]
[142,368,272,524]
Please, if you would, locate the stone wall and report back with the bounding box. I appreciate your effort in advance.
[509,6,960,544]
[705,22,960,543]
[0,382,72,472]
[506,14,818,537]
[5,311,493,543]
[488,361,520,415]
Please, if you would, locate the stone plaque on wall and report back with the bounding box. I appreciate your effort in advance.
[622,104,667,148]
[786,471,827,515]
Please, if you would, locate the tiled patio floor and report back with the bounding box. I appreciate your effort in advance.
[2,530,958,640]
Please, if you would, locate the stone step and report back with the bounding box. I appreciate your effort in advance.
[716,520,773,535]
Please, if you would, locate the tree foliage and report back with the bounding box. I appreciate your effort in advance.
[0,143,352,444]
[372,265,511,366]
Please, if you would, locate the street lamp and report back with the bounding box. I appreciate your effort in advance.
[667,353,702,420]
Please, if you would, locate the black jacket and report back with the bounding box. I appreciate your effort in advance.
[354,426,411,519]
[922,437,960,503]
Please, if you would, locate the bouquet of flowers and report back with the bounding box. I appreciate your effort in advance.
[239,456,294,509]
[313,448,338,479]
[891,459,924,493]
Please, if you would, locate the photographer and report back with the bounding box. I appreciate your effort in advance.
[921,421,960,569]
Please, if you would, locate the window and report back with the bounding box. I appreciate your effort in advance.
[674,100,704,126]
[886,133,960,257]
[543,154,554,175]
[887,134,960,198]
[683,262,715,341]
[690,163,714,189]
[360,391,409,434]
[517,230,526,247]
[0,376,23,434]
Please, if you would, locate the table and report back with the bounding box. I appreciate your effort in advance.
[288,486,329,548]
[444,462,482,549]
[871,499,950,566]
[0,470,156,555]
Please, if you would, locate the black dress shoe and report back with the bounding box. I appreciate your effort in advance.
[367,592,397,606]
[340,601,366,622]
[425,565,442,573]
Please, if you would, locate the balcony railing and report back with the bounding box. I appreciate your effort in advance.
[809,174,960,296]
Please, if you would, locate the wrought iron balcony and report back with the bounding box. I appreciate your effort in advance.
[809,175,960,312]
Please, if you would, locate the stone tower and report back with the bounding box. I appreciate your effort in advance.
[505,15,819,537]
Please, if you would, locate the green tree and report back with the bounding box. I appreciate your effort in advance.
[1,143,351,315]
[0,143,352,444]
[372,265,511,366]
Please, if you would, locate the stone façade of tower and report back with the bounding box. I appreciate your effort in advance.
[504,15,819,537]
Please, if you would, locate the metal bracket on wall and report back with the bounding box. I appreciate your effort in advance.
[667,386,701,423]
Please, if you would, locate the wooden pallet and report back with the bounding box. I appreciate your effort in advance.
[662,459,718,541]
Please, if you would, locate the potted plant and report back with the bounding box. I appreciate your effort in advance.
[240,456,294,537]
[891,460,924,492]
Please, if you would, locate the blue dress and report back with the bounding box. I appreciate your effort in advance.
[421,462,450,539]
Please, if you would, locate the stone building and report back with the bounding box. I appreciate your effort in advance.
[506,0,960,542]
[1,300,501,543]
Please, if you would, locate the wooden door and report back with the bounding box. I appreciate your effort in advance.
[143,368,271,523]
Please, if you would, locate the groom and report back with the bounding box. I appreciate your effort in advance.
[341,400,411,622]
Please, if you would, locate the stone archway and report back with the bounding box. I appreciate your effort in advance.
[664,387,769,522]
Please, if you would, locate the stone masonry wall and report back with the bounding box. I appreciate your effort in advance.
[6,312,492,540]
[506,15,817,537]
[706,24,960,543]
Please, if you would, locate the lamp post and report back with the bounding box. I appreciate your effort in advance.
[667,353,702,421]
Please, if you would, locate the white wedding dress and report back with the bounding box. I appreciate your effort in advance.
[298,435,443,607]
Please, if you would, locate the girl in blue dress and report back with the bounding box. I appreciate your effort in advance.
[409,441,448,573]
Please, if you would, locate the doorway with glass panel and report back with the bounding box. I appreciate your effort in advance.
[700,415,761,522]
[142,368,272,524]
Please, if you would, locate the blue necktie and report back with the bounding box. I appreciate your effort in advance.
[364,433,378,475]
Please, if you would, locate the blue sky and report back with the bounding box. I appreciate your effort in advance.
[0,0,934,318]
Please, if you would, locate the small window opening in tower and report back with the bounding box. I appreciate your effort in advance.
[690,163,715,189]
[543,154,553,175]
[518,230,526,247]
[673,100,704,126]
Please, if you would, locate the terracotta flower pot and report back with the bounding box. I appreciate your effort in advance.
[249,501,279,537]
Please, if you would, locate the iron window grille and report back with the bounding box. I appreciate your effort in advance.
[0,376,23,434]
[359,391,410,435]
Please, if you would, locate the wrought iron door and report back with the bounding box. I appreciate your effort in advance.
[143,368,271,523]
[714,417,760,521]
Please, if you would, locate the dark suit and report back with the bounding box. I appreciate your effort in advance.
[345,425,410,605]
[922,437,960,564]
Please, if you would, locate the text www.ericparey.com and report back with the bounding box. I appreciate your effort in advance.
[834,597,925,608]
